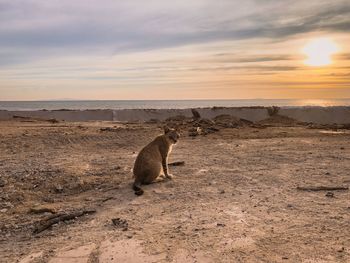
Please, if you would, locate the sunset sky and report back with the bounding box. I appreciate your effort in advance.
[0,0,349,100]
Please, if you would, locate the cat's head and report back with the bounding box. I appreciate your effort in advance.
[164,126,180,144]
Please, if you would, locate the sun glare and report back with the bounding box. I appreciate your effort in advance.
[303,38,338,66]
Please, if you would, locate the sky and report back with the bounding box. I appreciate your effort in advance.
[0,0,349,100]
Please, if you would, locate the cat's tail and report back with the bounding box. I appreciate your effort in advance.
[133,181,144,196]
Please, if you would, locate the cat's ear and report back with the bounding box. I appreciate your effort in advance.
[163,125,170,134]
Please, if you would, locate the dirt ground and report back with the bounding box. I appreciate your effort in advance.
[0,120,349,263]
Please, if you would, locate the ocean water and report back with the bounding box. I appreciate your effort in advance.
[0,99,350,111]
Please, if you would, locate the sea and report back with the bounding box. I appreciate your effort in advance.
[0,99,350,111]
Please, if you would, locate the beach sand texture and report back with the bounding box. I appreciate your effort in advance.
[0,117,349,262]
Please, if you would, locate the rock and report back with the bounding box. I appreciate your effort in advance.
[191,109,201,120]
[168,161,185,166]
[100,127,120,132]
[0,178,6,187]
[113,165,122,170]
[209,181,216,186]
[42,196,55,203]
[198,118,215,126]
[337,247,345,252]
[112,218,128,231]
[267,106,280,116]
[325,192,334,198]
[213,114,243,128]
[54,184,63,193]
[29,206,56,214]
[206,126,220,132]
[188,127,202,137]
[1,202,13,209]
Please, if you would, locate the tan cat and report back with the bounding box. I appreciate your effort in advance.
[132,126,180,196]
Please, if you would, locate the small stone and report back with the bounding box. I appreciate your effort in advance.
[42,196,54,203]
[112,218,128,231]
[217,223,225,227]
[29,206,55,214]
[325,192,334,198]
[219,190,225,194]
[337,247,345,252]
[3,202,13,208]
[188,127,202,137]
[209,181,216,186]
[0,178,6,187]
[54,184,63,193]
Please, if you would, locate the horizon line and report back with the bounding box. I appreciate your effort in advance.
[1,98,350,102]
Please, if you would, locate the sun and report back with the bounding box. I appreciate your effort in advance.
[302,38,339,66]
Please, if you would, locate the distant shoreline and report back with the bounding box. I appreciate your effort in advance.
[1,106,350,125]
[1,99,350,111]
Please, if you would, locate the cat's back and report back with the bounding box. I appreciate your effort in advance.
[134,135,164,167]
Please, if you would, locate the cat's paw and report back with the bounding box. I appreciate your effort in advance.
[166,174,174,180]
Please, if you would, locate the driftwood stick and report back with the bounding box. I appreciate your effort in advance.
[168,161,185,166]
[101,196,114,202]
[191,109,201,120]
[29,207,56,214]
[33,209,96,234]
[297,186,349,191]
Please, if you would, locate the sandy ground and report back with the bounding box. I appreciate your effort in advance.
[0,120,349,262]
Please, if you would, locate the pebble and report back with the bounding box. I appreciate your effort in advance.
[112,218,128,231]
[337,247,345,252]
[325,192,334,198]
[54,184,63,193]
[0,178,6,187]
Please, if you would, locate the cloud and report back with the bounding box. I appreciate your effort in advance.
[0,0,350,100]
[211,54,296,63]
[0,0,349,66]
